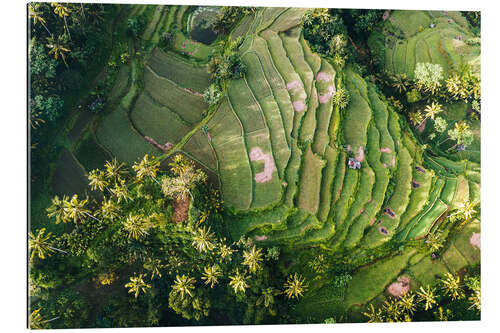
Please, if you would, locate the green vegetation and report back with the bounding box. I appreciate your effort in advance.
[29,4,480,328]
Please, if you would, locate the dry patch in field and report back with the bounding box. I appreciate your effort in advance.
[249,147,276,183]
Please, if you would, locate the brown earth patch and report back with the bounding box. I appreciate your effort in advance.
[380,147,392,153]
[470,232,481,250]
[172,196,190,223]
[249,147,276,183]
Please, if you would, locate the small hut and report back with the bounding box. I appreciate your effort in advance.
[348,157,361,169]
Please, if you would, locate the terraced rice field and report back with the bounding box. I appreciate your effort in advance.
[381,10,480,78]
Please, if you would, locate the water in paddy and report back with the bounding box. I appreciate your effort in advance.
[189,6,220,45]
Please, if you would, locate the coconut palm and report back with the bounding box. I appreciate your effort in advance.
[242,245,264,273]
[104,158,128,182]
[423,102,443,122]
[172,274,196,299]
[123,213,149,240]
[229,269,249,294]
[416,285,437,310]
[201,265,222,288]
[399,292,416,316]
[256,287,281,309]
[284,273,307,299]
[99,199,120,221]
[468,289,481,311]
[162,155,207,200]
[425,231,444,252]
[110,179,132,203]
[64,194,101,224]
[450,200,476,221]
[219,243,236,261]
[144,258,164,279]
[441,273,464,300]
[409,112,424,127]
[29,228,66,262]
[46,35,70,67]
[132,154,160,184]
[192,226,216,253]
[46,195,69,224]
[88,169,109,192]
[125,273,151,298]
[30,109,45,129]
[51,2,72,39]
[362,304,384,323]
[29,308,59,329]
[382,297,404,322]
[29,4,52,35]
[390,73,409,93]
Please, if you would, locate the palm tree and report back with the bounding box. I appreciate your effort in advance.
[144,258,163,279]
[409,112,424,127]
[132,154,160,184]
[468,289,481,311]
[88,169,109,192]
[29,4,52,36]
[399,292,416,316]
[99,199,120,221]
[390,73,409,93]
[29,308,59,329]
[450,200,476,221]
[416,285,437,310]
[104,158,128,182]
[46,195,69,224]
[382,297,404,322]
[29,228,66,262]
[242,245,264,273]
[162,155,207,200]
[172,275,196,299]
[30,109,46,129]
[46,35,70,67]
[229,269,249,294]
[192,226,216,253]
[111,179,132,203]
[125,273,151,298]
[123,213,149,240]
[51,2,72,39]
[283,273,307,299]
[64,194,101,224]
[256,287,281,309]
[441,273,464,300]
[362,304,384,323]
[201,265,222,288]
[219,243,236,261]
[421,102,443,124]
[425,231,444,252]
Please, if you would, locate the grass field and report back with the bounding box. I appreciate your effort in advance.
[131,92,192,145]
[144,65,207,124]
[296,145,325,214]
[182,129,218,172]
[147,48,210,92]
[227,78,267,133]
[96,106,153,164]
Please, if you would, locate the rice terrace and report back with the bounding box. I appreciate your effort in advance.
[28,3,481,328]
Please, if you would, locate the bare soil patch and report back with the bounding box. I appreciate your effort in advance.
[249,147,276,183]
[172,196,190,223]
[292,100,306,112]
[470,232,481,249]
[387,275,411,297]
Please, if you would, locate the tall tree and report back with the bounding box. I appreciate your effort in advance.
[171,275,196,299]
[201,265,222,288]
[191,226,216,253]
[229,269,249,294]
[29,4,52,36]
[132,154,160,184]
[29,228,66,262]
[242,245,264,273]
[125,273,151,298]
[123,213,149,240]
[51,2,72,39]
[46,195,69,224]
[46,35,70,67]
[283,273,307,299]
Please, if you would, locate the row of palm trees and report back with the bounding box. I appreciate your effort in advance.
[363,272,480,322]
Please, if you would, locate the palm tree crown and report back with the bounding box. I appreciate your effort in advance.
[29,228,55,262]
[284,273,307,299]
[192,226,216,253]
[416,285,437,310]
[123,213,149,240]
[46,35,70,67]
[229,269,249,294]
[132,154,160,181]
[172,274,196,299]
[104,158,128,182]
[125,273,151,298]
[46,195,69,224]
[88,169,109,192]
[242,245,264,273]
[201,265,222,288]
